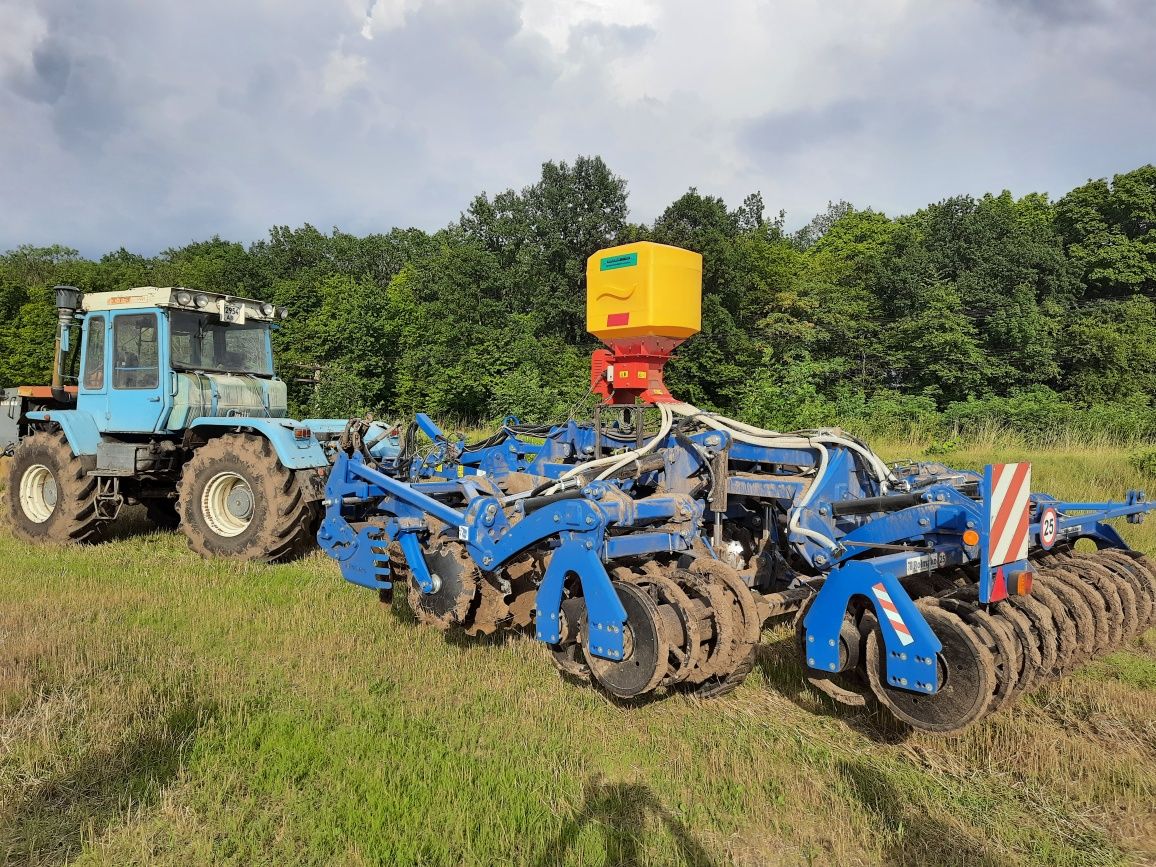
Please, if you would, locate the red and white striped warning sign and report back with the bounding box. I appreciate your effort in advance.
[988,462,1032,567]
[871,582,914,645]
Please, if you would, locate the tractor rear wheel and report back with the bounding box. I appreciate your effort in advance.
[177,433,319,562]
[5,430,105,544]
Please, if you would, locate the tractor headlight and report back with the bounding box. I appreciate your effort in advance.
[260,302,275,317]
[194,293,209,309]
[175,290,193,306]
[278,307,289,320]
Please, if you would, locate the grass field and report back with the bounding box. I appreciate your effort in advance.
[1,443,1154,866]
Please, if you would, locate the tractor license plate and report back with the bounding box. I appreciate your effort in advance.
[219,300,246,324]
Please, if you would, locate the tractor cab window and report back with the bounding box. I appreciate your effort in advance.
[113,313,159,389]
[170,310,273,377]
[82,315,106,389]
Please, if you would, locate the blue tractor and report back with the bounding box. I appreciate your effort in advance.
[3,284,396,561]
[317,242,1156,733]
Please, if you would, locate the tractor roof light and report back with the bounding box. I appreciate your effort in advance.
[175,289,193,306]
[194,293,210,309]
[260,302,275,317]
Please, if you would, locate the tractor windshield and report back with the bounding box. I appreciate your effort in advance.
[170,311,273,376]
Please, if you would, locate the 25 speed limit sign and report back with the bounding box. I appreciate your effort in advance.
[1038,506,1059,550]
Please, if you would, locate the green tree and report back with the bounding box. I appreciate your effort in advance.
[1055,165,1156,297]
[1058,297,1156,402]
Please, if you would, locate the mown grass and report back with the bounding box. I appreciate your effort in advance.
[1,444,1154,866]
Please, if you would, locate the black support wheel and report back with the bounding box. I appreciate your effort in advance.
[614,564,704,688]
[5,430,105,545]
[177,433,320,562]
[587,581,669,700]
[932,598,1018,715]
[866,602,996,735]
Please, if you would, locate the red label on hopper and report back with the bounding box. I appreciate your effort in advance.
[607,312,630,326]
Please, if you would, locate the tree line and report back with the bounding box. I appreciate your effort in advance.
[1,158,1154,442]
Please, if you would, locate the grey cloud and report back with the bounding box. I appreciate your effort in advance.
[0,0,1154,256]
[741,100,870,157]
[567,22,655,58]
[14,38,71,103]
[988,0,1109,27]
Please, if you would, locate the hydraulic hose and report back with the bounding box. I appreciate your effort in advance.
[668,402,900,554]
[669,403,896,488]
[544,402,674,493]
[539,399,894,558]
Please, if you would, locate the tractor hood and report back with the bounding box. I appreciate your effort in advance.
[166,372,288,429]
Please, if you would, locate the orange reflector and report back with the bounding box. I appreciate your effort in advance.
[1009,570,1033,596]
[962,529,980,547]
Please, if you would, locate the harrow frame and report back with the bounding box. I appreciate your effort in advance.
[317,410,1155,730]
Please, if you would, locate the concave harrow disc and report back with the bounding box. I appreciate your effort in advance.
[677,559,762,699]
[859,549,1156,733]
[386,528,1153,733]
[794,592,870,707]
[408,540,480,629]
[615,565,704,687]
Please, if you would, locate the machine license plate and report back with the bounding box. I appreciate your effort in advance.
[220,300,246,323]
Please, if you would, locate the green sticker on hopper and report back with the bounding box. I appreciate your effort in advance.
[600,252,638,271]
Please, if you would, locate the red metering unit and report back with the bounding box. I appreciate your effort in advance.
[585,242,703,404]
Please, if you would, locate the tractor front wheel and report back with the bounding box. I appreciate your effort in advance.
[5,430,105,544]
[177,433,320,562]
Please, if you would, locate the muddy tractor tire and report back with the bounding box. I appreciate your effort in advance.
[177,433,320,562]
[5,430,105,544]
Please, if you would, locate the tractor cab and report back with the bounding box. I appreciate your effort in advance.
[66,287,289,434]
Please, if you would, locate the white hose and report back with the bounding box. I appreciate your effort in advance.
[668,402,897,553]
[670,404,896,487]
[593,403,673,481]
[544,399,892,556]
[545,403,674,492]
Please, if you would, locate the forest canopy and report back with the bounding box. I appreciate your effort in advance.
[2,158,1155,442]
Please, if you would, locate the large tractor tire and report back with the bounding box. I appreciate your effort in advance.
[5,430,105,544]
[177,433,320,563]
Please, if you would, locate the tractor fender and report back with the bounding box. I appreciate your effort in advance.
[187,417,330,469]
[24,409,101,456]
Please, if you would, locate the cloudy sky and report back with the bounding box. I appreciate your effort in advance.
[0,0,1152,256]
